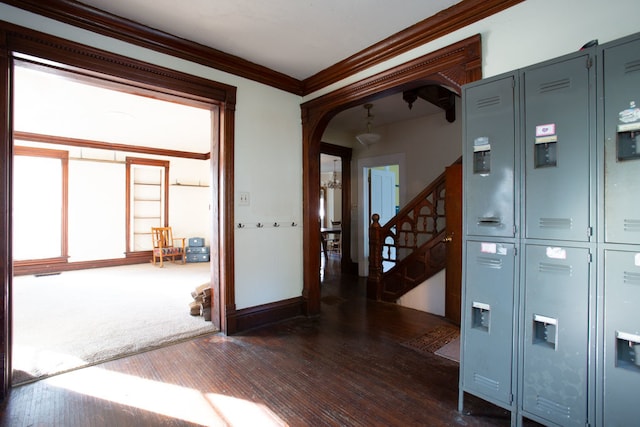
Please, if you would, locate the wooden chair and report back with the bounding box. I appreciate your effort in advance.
[327,221,341,255]
[151,227,185,267]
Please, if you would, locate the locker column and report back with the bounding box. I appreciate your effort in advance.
[519,47,597,427]
[598,32,640,427]
[459,72,520,425]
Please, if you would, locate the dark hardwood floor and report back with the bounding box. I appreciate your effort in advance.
[0,256,512,426]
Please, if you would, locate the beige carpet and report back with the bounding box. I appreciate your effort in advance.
[12,262,217,384]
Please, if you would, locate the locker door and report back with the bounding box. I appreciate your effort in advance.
[522,244,591,426]
[463,75,516,238]
[603,250,640,426]
[603,36,640,244]
[523,54,593,241]
[462,241,516,406]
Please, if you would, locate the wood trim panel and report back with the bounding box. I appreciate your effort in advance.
[15,131,210,160]
[302,0,522,94]
[13,253,151,276]
[1,20,236,106]
[0,27,12,399]
[227,297,304,335]
[1,0,520,96]
[301,35,482,317]
[0,0,302,95]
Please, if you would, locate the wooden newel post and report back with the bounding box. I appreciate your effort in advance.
[367,213,383,300]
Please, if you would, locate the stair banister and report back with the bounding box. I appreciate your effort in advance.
[367,168,449,301]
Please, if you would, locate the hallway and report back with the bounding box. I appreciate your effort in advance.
[1,258,511,426]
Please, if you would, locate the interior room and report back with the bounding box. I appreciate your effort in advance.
[0,1,637,426]
[11,59,217,384]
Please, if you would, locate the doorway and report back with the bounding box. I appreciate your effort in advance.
[368,165,399,273]
[10,57,217,384]
[320,142,353,276]
[0,28,237,394]
[301,35,482,316]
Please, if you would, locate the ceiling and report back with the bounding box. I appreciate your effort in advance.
[12,1,463,162]
[76,0,461,81]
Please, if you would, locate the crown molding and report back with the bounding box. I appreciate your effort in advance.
[1,0,521,97]
[301,0,523,95]
[0,0,304,95]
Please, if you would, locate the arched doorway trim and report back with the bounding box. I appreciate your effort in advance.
[301,34,482,315]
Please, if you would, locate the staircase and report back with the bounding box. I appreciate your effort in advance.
[367,168,450,302]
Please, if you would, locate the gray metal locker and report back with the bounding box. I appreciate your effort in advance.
[603,36,640,244]
[461,240,516,407]
[523,53,594,242]
[602,249,640,426]
[463,74,517,238]
[521,244,591,426]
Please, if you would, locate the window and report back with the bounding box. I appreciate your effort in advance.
[13,146,68,262]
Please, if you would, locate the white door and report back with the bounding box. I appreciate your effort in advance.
[369,168,396,272]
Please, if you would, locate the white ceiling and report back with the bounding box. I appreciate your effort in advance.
[77,0,461,80]
[13,1,462,161]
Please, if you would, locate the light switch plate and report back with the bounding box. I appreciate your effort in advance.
[239,192,250,206]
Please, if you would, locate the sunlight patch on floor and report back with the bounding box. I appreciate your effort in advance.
[46,366,287,426]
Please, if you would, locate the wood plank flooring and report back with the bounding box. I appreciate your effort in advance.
[0,258,513,426]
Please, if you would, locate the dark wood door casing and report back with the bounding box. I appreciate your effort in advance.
[320,142,353,274]
[445,162,463,325]
[301,34,482,316]
[0,21,237,397]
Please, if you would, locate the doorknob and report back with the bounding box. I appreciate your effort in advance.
[442,234,453,243]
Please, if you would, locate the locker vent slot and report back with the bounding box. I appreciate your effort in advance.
[535,395,571,418]
[623,271,640,285]
[476,256,502,269]
[539,217,572,229]
[538,78,571,93]
[624,59,640,74]
[476,95,500,109]
[623,219,640,232]
[473,373,499,391]
[538,262,572,276]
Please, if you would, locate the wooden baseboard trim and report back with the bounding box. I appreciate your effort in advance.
[227,297,305,335]
[13,252,152,276]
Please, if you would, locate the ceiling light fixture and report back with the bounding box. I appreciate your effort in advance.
[324,159,342,190]
[355,103,381,147]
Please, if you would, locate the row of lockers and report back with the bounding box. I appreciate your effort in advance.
[463,33,640,245]
[459,31,640,427]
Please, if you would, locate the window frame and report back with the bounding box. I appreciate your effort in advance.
[13,145,69,266]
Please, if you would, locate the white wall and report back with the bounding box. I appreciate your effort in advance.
[304,0,640,102]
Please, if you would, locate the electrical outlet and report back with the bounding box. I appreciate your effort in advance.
[239,192,250,206]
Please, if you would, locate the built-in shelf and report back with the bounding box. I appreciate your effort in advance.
[171,182,209,188]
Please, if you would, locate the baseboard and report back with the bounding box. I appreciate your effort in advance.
[227,297,305,335]
[14,252,152,276]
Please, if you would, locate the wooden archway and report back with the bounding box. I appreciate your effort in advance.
[300,34,482,315]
